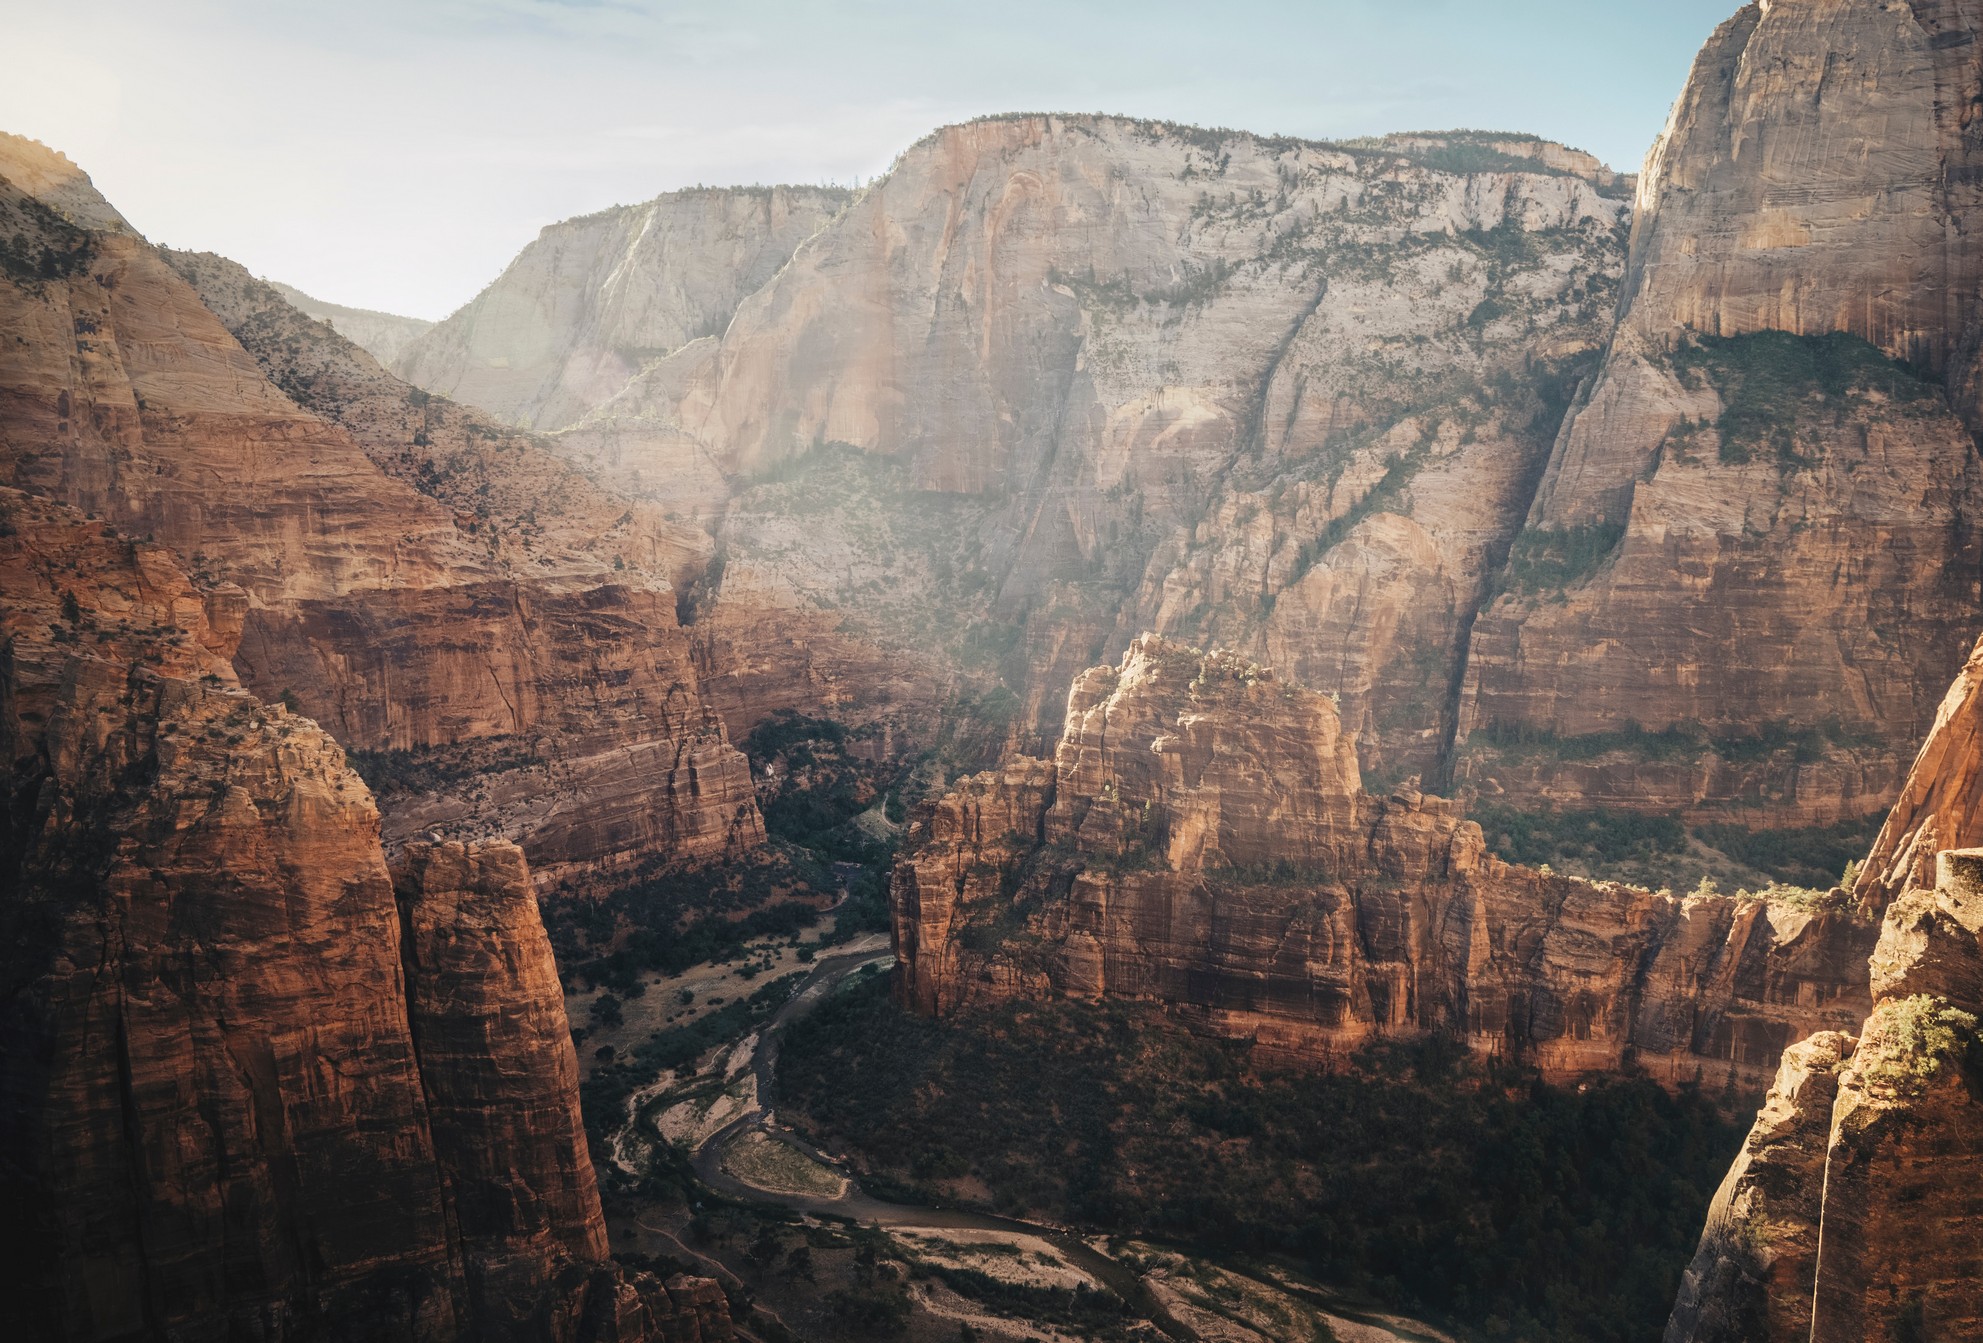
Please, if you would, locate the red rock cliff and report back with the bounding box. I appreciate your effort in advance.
[0,133,761,883]
[894,637,1877,1088]
[0,488,731,1340]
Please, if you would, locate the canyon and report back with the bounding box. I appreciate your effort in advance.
[4,0,1983,1338]
[1665,634,1983,1343]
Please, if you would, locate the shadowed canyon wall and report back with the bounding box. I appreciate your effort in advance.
[0,486,733,1341]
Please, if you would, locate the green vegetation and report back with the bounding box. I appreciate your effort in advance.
[1497,522,1626,596]
[1667,331,1944,466]
[346,741,544,798]
[0,190,96,286]
[1473,804,1687,871]
[579,971,806,1138]
[1693,815,1883,891]
[781,977,1745,1343]
[1860,995,1980,1093]
[1292,434,1433,580]
[1470,718,1877,768]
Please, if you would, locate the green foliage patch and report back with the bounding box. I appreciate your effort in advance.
[1473,804,1687,870]
[1668,331,1943,466]
[1497,522,1626,596]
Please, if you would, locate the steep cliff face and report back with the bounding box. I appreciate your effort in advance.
[0,489,732,1342]
[270,280,435,365]
[1456,0,1983,825]
[572,116,1629,775]
[1854,632,1983,908]
[1621,0,1983,399]
[1667,615,1983,1339]
[392,839,611,1337]
[0,132,762,881]
[894,638,1876,1087]
[393,186,851,431]
[1667,851,1983,1343]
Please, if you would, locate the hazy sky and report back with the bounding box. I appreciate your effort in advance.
[1,0,1739,321]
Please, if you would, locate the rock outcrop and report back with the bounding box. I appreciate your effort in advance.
[270,279,435,364]
[1666,852,1983,1343]
[0,131,762,881]
[1667,612,1983,1341]
[0,486,731,1341]
[565,115,1631,778]
[393,185,851,431]
[893,638,1877,1088]
[1455,0,1983,824]
[1621,0,1983,403]
[1853,632,1983,909]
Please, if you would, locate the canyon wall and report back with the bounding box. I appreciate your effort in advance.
[892,638,1877,1089]
[561,115,1633,781]
[521,91,1983,828]
[0,132,763,882]
[1455,0,1983,824]
[394,185,852,431]
[0,486,733,1342]
[1667,623,1983,1341]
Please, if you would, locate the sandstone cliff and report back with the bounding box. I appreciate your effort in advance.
[561,116,1631,780]
[1667,608,1983,1341]
[393,185,851,431]
[270,279,435,365]
[0,486,732,1342]
[1455,0,1983,825]
[1666,851,1983,1343]
[894,638,1876,1088]
[1854,632,1983,909]
[549,98,1983,832]
[0,131,762,881]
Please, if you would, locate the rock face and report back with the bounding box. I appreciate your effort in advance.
[269,279,435,365]
[0,131,762,882]
[539,93,1983,829]
[1454,0,1983,824]
[1666,852,1983,1343]
[567,115,1632,778]
[1667,619,1983,1341]
[1622,0,1983,402]
[1854,632,1983,909]
[893,638,1877,1087]
[0,486,732,1341]
[393,186,851,431]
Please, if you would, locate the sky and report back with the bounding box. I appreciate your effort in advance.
[0,0,1740,321]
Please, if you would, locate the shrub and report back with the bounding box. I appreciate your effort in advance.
[1668,331,1942,466]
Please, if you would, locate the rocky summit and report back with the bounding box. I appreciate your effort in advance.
[8,0,1983,1338]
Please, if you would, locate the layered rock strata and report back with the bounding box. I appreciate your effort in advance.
[1666,851,1983,1343]
[548,115,1633,775]
[1853,632,1983,909]
[0,487,730,1341]
[0,132,762,880]
[1455,0,1983,822]
[893,638,1876,1087]
[1667,613,1983,1341]
[393,185,852,431]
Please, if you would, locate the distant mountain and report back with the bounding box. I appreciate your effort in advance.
[392,184,853,430]
[268,278,434,363]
